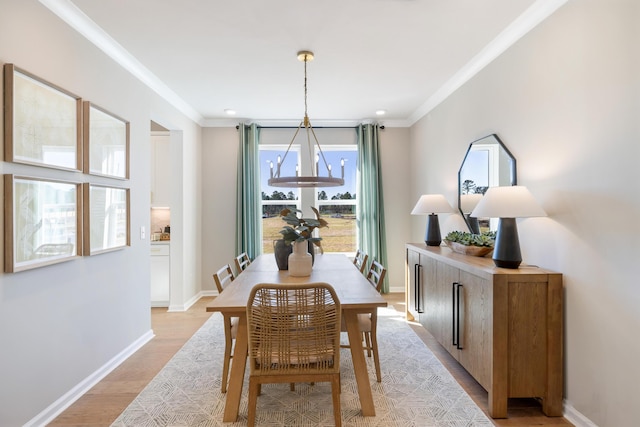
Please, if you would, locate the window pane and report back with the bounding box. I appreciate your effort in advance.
[262,203,297,254]
[317,204,356,253]
[315,149,357,200]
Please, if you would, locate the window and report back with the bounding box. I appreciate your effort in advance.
[314,146,357,253]
[260,128,357,254]
[259,144,300,254]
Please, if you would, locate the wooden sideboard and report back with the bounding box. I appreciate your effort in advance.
[405,243,563,418]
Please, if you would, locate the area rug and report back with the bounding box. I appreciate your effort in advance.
[111,307,493,426]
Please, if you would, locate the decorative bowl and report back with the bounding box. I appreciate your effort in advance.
[444,240,493,257]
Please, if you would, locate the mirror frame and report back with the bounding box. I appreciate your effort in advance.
[457,134,517,233]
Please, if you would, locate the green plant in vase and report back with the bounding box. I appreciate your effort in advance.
[278,207,328,252]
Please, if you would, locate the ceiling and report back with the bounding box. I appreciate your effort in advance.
[42,0,564,127]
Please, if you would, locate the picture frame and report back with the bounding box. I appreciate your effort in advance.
[3,64,82,171]
[82,184,130,255]
[4,175,81,273]
[83,101,130,179]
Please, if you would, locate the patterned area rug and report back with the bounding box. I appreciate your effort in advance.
[111,307,493,426]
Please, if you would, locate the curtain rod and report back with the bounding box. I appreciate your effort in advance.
[235,125,385,130]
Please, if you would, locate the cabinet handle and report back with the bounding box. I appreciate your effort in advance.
[412,263,424,314]
[413,264,418,312]
[452,282,463,349]
[417,264,424,313]
[452,282,457,347]
[456,282,463,350]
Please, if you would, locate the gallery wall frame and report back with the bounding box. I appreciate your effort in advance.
[83,101,130,179]
[3,64,82,171]
[4,175,81,273]
[82,183,130,255]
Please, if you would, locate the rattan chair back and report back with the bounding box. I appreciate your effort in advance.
[246,282,342,426]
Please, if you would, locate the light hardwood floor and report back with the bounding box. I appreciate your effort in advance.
[50,293,573,426]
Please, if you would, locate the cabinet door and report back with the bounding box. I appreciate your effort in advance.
[406,249,423,320]
[421,256,439,338]
[458,270,492,389]
[437,262,460,356]
[150,249,170,307]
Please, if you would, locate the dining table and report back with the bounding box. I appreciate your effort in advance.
[206,253,388,422]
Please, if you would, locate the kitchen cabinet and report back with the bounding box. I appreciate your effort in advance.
[150,133,170,207]
[150,243,170,307]
[405,243,563,418]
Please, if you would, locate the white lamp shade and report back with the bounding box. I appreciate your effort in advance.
[470,186,546,218]
[460,194,484,214]
[411,194,453,215]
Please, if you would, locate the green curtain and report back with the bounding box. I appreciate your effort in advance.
[236,123,262,259]
[357,124,389,293]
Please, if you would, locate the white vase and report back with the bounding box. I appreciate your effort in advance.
[288,241,313,276]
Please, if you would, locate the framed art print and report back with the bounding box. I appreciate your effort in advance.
[83,102,129,179]
[4,175,80,272]
[83,184,130,255]
[3,64,82,171]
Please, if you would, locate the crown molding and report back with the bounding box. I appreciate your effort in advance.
[40,0,568,130]
[39,0,204,125]
[408,0,569,126]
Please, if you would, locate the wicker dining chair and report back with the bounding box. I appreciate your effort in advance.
[342,259,387,382]
[213,264,237,393]
[246,283,342,427]
[353,249,368,274]
[234,252,251,275]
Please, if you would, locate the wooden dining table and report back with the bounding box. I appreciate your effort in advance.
[206,253,387,422]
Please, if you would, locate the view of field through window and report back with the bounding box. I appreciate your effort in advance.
[260,146,357,254]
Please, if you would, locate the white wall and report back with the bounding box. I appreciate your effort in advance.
[378,127,412,291]
[0,1,201,425]
[409,1,640,426]
[201,127,239,291]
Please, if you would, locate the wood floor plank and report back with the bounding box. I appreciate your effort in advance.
[49,293,573,426]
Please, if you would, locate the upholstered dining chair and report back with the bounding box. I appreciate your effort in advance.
[353,249,368,274]
[234,252,251,275]
[213,264,237,393]
[246,283,342,427]
[342,259,387,382]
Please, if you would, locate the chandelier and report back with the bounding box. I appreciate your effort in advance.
[267,51,345,188]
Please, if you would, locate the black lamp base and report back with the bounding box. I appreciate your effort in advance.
[425,213,442,246]
[465,214,480,234]
[492,217,522,269]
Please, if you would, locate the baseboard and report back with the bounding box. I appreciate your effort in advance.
[563,400,599,427]
[168,292,201,312]
[200,289,218,297]
[388,285,404,293]
[25,329,155,427]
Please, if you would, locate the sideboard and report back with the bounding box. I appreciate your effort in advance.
[405,243,563,418]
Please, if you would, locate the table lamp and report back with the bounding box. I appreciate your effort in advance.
[411,194,453,246]
[470,186,546,268]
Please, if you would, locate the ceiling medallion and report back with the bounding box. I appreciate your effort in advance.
[267,51,345,188]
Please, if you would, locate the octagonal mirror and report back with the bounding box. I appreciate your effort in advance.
[458,134,517,233]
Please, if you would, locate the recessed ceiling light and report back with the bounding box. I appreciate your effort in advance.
[376,110,386,116]
[224,109,236,115]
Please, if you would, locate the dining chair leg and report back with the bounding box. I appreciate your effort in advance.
[370,331,382,382]
[221,319,233,393]
[247,378,260,427]
[331,374,342,427]
[364,331,372,357]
